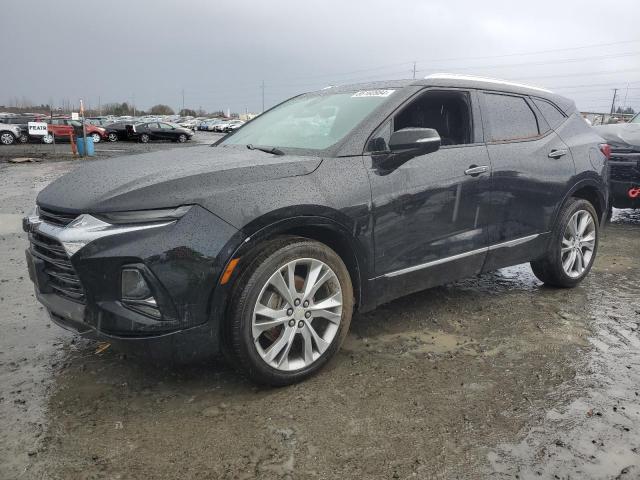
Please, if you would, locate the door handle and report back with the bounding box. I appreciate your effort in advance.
[548,149,568,159]
[464,165,489,176]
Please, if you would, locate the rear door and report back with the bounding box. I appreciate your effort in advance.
[479,91,575,271]
[144,122,162,139]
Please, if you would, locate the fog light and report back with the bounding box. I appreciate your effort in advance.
[121,268,161,319]
[121,268,151,300]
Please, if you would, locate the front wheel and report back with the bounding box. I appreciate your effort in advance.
[90,132,101,143]
[226,237,353,386]
[530,198,599,288]
[107,132,118,142]
[41,134,54,144]
[139,133,150,143]
[0,132,16,145]
[177,134,187,143]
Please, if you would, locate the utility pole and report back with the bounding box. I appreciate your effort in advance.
[412,61,417,80]
[261,80,265,113]
[181,88,185,113]
[98,96,101,116]
[609,88,618,116]
[132,93,136,117]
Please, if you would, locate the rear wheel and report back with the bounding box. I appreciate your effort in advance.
[177,134,187,143]
[530,198,599,287]
[41,134,54,144]
[107,132,118,142]
[18,134,29,144]
[139,133,150,143]
[226,237,353,386]
[90,132,101,143]
[0,132,16,145]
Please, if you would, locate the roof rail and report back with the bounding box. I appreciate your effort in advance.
[424,73,552,93]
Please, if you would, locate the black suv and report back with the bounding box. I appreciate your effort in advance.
[594,113,640,211]
[24,75,608,385]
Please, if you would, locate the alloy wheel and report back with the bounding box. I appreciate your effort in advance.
[0,133,15,145]
[42,134,53,144]
[91,133,101,143]
[561,209,596,278]
[252,258,343,371]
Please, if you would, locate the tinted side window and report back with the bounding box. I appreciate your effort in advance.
[532,98,566,129]
[483,93,539,142]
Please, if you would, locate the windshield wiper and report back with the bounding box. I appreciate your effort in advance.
[247,144,285,156]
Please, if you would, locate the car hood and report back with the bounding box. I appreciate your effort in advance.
[593,123,640,150]
[37,145,322,213]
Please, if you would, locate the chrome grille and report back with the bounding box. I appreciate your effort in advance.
[38,207,77,227]
[29,231,86,303]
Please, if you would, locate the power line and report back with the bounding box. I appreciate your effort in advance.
[415,51,640,73]
[279,38,640,84]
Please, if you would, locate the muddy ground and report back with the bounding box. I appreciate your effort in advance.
[0,146,638,479]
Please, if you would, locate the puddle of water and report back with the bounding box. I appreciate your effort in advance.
[488,260,640,478]
[343,329,475,356]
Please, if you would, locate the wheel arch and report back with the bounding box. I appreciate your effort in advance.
[220,214,373,318]
[554,176,607,227]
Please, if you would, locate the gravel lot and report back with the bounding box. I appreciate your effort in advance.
[0,141,639,479]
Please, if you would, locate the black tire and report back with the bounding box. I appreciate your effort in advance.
[18,134,29,144]
[178,134,187,143]
[41,134,53,144]
[0,131,16,145]
[107,132,118,142]
[530,197,599,288]
[139,133,150,143]
[90,132,101,144]
[225,236,353,386]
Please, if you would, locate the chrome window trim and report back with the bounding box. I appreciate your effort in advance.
[379,233,541,279]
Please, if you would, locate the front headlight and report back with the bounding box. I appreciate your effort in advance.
[33,206,192,257]
[93,205,192,224]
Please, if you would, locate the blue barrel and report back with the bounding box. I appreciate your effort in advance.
[77,136,95,156]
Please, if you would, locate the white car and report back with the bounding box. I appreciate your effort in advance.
[0,124,25,145]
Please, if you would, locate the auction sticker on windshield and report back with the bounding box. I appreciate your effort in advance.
[352,89,395,98]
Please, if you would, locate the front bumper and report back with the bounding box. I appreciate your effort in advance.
[24,204,245,354]
[609,152,640,209]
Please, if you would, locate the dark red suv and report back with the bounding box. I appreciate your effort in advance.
[45,118,107,143]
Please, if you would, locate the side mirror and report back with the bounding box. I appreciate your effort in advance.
[389,127,441,154]
[376,128,441,171]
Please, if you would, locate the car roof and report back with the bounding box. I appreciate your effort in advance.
[310,74,575,114]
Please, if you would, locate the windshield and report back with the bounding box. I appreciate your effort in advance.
[631,113,640,124]
[220,90,395,150]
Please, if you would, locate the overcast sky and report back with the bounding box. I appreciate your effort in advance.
[2,0,639,114]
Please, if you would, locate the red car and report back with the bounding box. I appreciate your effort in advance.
[45,118,107,143]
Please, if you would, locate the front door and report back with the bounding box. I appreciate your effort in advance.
[366,89,492,304]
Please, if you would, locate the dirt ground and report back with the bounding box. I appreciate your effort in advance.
[0,145,638,479]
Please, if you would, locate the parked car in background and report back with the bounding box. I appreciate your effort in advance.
[127,122,194,143]
[179,119,198,131]
[46,118,107,143]
[224,121,245,133]
[203,119,225,131]
[0,123,24,145]
[86,118,112,127]
[24,75,608,385]
[214,120,243,132]
[104,121,136,142]
[594,112,640,211]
